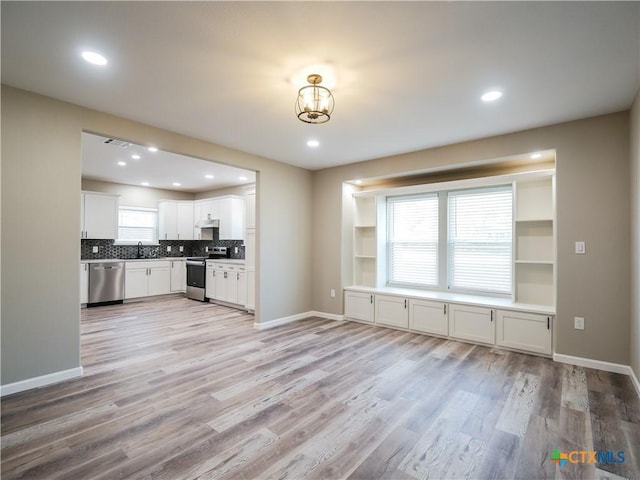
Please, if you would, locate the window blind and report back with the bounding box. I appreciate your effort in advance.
[118,207,158,243]
[387,194,439,286]
[447,186,512,294]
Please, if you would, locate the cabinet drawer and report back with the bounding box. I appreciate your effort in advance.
[126,260,170,270]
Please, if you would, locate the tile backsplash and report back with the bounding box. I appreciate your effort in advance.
[81,237,245,260]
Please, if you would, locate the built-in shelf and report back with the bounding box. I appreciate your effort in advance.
[353,195,378,288]
[513,176,555,307]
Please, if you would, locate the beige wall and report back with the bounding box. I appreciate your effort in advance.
[312,112,631,365]
[82,179,193,208]
[631,89,640,380]
[1,86,312,386]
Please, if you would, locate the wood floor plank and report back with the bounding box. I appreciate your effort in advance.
[2,297,639,480]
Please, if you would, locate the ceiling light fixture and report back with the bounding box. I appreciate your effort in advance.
[172,182,181,187]
[131,154,141,160]
[81,50,107,66]
[355,180,363,185]
[296,74,334,124]
[148,146,158,152]
[307,140,320,148]
[117,161,126,166]
[205,174,214,179]
[239,176,248,181]
[530,152,542,159]
[481,90,503,102]
[141,182,150,186]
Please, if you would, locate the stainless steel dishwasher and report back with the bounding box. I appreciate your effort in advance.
[88,262,125,307]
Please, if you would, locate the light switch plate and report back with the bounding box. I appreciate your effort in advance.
[574,317,585,330]
[575,241,586,254]
[179,246,184,252]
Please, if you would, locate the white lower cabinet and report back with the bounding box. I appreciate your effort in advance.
[80,263,89,304]
[497,310,552,355]
[125,261,171,299]
[237,267,247,307]
[375,294,408,328]
[170,260,186,293]
[344,290,375,323]
[448,304,495,345]
[205,263,216,299]
[409,299,448,336]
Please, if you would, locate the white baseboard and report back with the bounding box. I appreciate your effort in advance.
[553,353,631,375]
[253,311,343,330]
[0,366,83,397]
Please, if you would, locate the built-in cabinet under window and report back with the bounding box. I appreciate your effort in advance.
[344,288,553,356]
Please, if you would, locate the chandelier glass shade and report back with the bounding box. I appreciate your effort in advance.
[296,74,334,124]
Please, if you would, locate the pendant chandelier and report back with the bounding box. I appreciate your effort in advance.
[296,74,334,124]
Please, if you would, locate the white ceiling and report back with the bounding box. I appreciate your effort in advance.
[2,2,639,171]
[82,132,256,193]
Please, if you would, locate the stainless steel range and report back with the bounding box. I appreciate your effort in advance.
[185,247,230,301]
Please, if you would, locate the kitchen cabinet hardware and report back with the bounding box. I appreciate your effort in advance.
[370,294,373,304]
[547,316,550,330]
[404,298,407,309]
[443,304,447,315]
[490,310,493,322]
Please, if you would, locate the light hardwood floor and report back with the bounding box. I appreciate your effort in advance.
[2,297,639,479]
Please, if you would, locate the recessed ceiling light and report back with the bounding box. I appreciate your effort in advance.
[81,51,107,66]
[148,146,158,152]
[141,182,150,187]
[117,161,126,166]
[307,140,320,148]
[530,153,542,159]
[355,179,363,185]
[172,182,181,187]
[131,154,141,160]
[239,176,248,181]
[205,174,214,179]
[481,90,503,102]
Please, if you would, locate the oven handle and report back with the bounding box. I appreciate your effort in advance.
[186,261,206,266]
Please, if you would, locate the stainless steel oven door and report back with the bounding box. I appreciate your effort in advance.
[186,261,206,288]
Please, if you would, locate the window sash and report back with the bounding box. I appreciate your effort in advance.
[447,186,512,295]
[117,207,158,244]
[387,194,439,287]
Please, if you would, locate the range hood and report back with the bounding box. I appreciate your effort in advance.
[195,217,220,228]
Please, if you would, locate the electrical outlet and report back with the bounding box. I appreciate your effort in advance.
[167,246,171,252]
[234,246,239,254]
[92,246,99,253]
[205,246,209,253]
[574,317,585,330]
[179,246,184,252]
[330,289,336,298]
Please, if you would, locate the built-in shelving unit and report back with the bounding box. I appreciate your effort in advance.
[513,176,555,307]
[353,195,377,287]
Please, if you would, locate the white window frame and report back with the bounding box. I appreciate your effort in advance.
[385,183,513,297]
[115,206,159,245]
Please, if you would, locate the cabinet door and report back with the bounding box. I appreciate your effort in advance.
[344,291,375,323]
[245,229,255,268]
[83,193,118,239]
[375,294,408,328]
[449,304,495,345]
[205,266,216,299]
[245,190,256,229]
[159,201,178,240]
[148,267,171,296]
[237,270,247,307]
[214,264,226,301]
[125,268,149,299]
[225,266,238,303]
[170,260,186,293]
[246,269,255,310]
[219,197,244,240]
[80,263,89,304]
[177,202,194,240]
[497,310,552,355]
[409,299,448,336]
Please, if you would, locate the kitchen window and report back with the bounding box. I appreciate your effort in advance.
[386,184,512,296]
[117,206,158,244]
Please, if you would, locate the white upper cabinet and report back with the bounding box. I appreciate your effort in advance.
[81,192,119,239]
[245,190,256,229]
[159,201,194,240]
[219,196,244,240]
